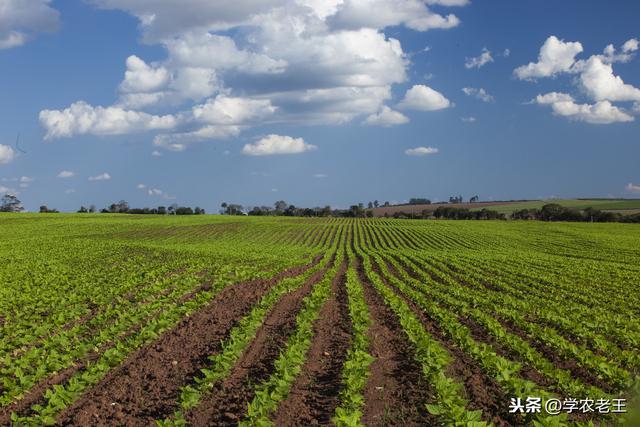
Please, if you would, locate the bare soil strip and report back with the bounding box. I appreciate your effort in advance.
[271,262,351,426]
[50,256,321,427]
[183,258,333,426]
[356,259,437,427]
[377,256,516,427]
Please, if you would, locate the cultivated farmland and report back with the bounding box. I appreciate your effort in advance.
[0,214,639,426]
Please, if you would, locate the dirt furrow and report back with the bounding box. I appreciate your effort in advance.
[376,256,515,427]
[272,262,351,426]
[184,257,332,426]
[356,259,436,427]
[53,256,321,427]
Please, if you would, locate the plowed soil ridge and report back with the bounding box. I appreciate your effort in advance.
[184,256,333,426]
[272,261,351,426]
[53,256,321,427]
[356,257,437,427]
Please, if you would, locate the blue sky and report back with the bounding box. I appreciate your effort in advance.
[1,0,639,212]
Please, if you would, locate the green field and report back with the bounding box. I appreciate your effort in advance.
[0,214,639,426]
[475,199,640,214]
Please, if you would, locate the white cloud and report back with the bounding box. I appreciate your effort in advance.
[0,185,15,193]
[405,146,439,156]
[40,102,180,139]
[19,176,34,188]
[313,173,328,178]
[88,173,111,181]
[41,0,469,148]
[503,48,511,57]
[465,48,493,69]
[626,183,640,192]
[57,170,75,178]
[242,134,317,156]
[576,56,640,102]
[534,92,633,124]
[622,38,639,53]
[137,183,146,189]
[330,0,461,32]
[514,36,583,80]
[0,145,15,164]
[462,87,494,102]
[152,150,163,157]
[398,85,451,111]
[192,95,276,125]
[364,106,409,127]
[461,116,476,122]
[0,0,59,49]
[120,55,171,93]
[65,188,76,194]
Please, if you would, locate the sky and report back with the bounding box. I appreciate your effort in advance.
[1,0,639,212]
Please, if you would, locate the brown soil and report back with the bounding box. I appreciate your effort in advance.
[356,259,438,427]
[375,256,516,427]
[272,262,351,426]
[183,257,334,426]
[51,256,321,427]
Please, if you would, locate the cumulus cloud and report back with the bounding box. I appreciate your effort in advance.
[57,170,75,178]
[405,146,439,156]
[364,106,409,126]
[313,173,328,178]
[576,56,640,102]
[0,145,15,164]
[40,102,180,139]
[514,36,583,80]
[329,0,460,32]
[461,116,476,122]
[88,173,111,181]
[0,0,59,49]
[465,48,493,69]
[534,92,633,124]
[242,134,317,156]
[151,150,163,157]
[622,38,639,53]
[398,85,451,111]
[462,87,494,102]
[626,183,640,192]
[518,36,640,124]
[39,0,469,150]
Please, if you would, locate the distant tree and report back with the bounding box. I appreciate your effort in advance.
[175,207,194,215]
[469,195,479,203]
[373,200,379,208]
[321,205,332,217]
[284,204,297,216]
[274,200,287,214]
[89,205,96,213]
[0,194,24,212]
[409,198,431,205]
[168,203,178,215]
[383,201,390,207]
[40,205,49,213]
[367,201,373,209]
[77,206,88,213]
[194,207,205,215]
[157,206,167,215]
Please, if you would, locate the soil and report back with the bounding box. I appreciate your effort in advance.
[356,258,438,427]
[52,256,322,427]
[183,257,334,426]
[272,261,351,426]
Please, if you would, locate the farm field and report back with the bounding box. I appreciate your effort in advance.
[0,214,639,426]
